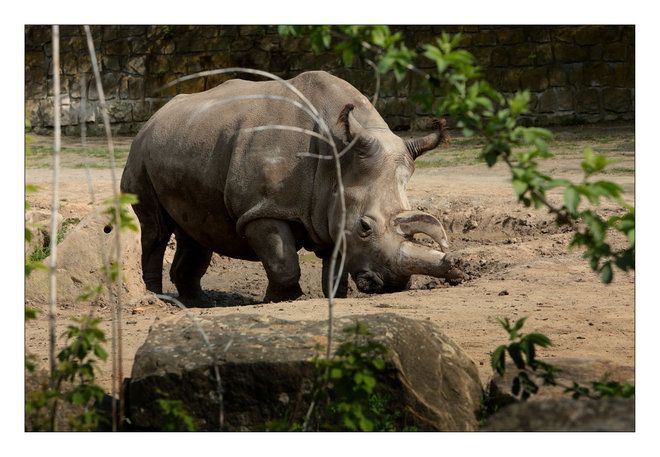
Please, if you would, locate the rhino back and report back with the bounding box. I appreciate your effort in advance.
[128,71,382,255]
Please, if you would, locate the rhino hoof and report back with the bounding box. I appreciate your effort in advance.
[177,291,216,308]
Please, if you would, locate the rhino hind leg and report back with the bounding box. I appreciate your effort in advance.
[170,227,214,307]
[322,254,348,299]
[127,177,175,295]
[244,218,303,303]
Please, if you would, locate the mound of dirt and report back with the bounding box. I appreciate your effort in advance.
[26,205,145,307]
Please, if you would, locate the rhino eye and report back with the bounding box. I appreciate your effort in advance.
[359,217,373,238]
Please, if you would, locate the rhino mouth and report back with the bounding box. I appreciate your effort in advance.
[353,270,411,294]
[353,271,384,294]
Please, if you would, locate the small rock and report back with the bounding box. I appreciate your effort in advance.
[498,290,509,296]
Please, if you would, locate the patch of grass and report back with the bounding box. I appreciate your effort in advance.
[28,217,81,263]
[416,149,481,168]
[601,166,635,175]
[298,252,319,263]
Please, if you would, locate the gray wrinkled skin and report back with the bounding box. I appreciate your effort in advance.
[120,71,462,305]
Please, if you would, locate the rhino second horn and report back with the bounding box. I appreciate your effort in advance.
[405,118,450,160]
[392,211,449,252]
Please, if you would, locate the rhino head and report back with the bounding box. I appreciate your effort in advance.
[329,104,463,294]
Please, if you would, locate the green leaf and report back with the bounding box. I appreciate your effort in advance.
[525,332,552,348]
[491,345,506,375]
[600,262,613,284]
[511,375,521,396]
[507,343,525,369]
[512,180,528,196]
[564,186,580,214]
[330,367,343,379]
[513,317,527,332]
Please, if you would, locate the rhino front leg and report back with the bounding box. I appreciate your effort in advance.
[322,253,348,298]
[245,218,303,303]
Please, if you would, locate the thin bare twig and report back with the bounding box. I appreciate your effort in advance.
[154,293,226,430]
[365,59,381,107]
[79,72,96,203]
[297,134,361,160]
[47,24,61,431]
[83,24,125,431]
[240,125,333,145]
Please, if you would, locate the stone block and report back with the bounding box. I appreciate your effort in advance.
[101,55,122,72]
[496,27,525,44]
[534,44,553,65]
[230,38,254,53]
[132,100,153,122]
[520,66,549,91]
[548,67,568,87]
[106,100,133,122]
[553,43,588,63]
[612,63,633,88]
[471,31,498,46]
[120,76,145,100]
[603,88,632,113]
[525,26,551,43]
[603,43,627,62]
[126,56,145,76]
[589,44,604,61]
[580,25,622,44]
[537,87,574,113]
[553,27,576,43]
[103,39,131,56]
[509,43,538,66]
[239,25,266,36]
[576,88,601,113]
[471,46,493,66]
[582,62,612,87]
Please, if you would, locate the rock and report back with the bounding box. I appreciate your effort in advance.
[128,313,483,431]
[25,205,144,305]
[485,357,634,406]
[481,397,634,431]
[25,210,63,256]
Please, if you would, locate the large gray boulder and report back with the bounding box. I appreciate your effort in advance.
[481,397,634,431]
[128,313,483,431]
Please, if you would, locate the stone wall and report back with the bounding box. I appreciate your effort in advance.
[24,25,634,135]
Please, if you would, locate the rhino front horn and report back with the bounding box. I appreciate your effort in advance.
[396,241,466,281]
[405,118,450,160]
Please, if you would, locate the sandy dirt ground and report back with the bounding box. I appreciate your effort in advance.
[24,123,635,391]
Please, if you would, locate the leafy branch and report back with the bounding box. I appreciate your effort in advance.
[491,317,634,402]
[279,26,634,283]
[26,316,109,431]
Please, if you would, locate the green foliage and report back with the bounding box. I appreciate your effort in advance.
[492,317,634,402]
[25,184,48,276]
[25,316,109,431]
[308,321,388,431]
[103,192,139,233]
[156,398,197,432]
[26,217,81,264]
[565,377,635,400]
[275,321,414,432]
[490,317,557,401]
[280,26,635,283]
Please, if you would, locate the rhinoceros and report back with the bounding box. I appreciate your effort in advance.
[120,70,463,305]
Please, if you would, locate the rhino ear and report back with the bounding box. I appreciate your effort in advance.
[405,118,450,160]
[337,103,372,150]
